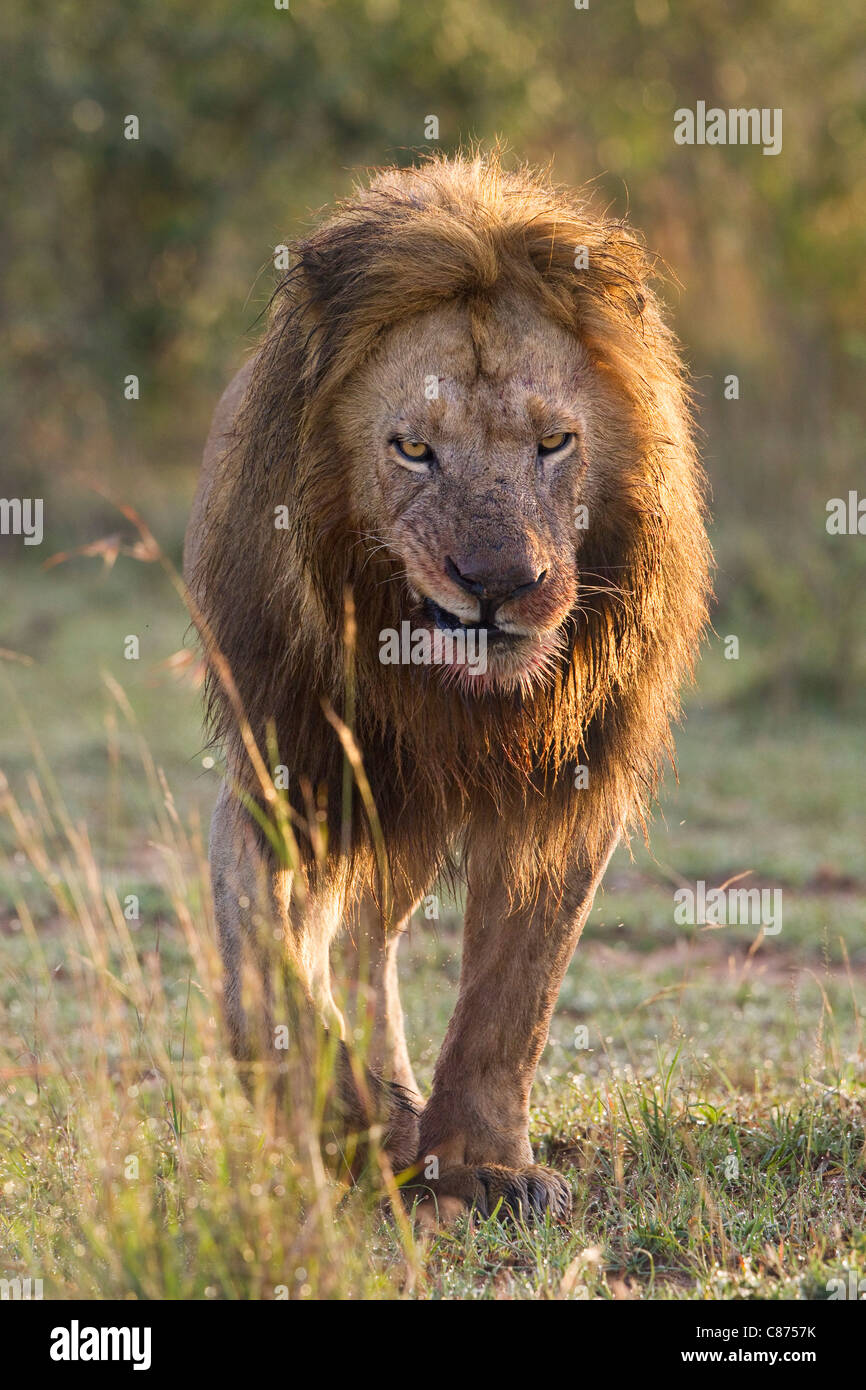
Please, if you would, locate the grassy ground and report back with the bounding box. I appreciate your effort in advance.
[0,545,863,1300]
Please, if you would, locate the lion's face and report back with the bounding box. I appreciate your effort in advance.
[337,290,617,693]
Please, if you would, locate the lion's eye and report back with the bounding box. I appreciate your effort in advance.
[538,432,573,456]
[391,437,435,471]
[396,439,430,460]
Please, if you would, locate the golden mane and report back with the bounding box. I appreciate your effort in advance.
[194,151,711,909]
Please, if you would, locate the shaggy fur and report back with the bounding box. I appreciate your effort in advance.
[193,153,708,900]
[186,151,711,1218]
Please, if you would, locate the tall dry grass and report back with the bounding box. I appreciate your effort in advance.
[0,514,422,1300]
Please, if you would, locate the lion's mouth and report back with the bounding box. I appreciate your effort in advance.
[421,597,520,646]
[406,592,564,694]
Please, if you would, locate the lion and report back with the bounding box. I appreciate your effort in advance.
[184,152,711,1223]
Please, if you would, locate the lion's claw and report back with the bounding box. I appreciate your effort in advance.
[408,1161,572,1225]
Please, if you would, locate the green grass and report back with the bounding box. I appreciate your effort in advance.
[0,550,864,1299]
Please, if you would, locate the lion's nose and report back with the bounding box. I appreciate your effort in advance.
[445,555,547,610]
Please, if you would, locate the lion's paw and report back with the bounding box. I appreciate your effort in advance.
[407,1161,572,1227]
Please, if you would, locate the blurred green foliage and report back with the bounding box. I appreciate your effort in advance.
[2,0,865,702]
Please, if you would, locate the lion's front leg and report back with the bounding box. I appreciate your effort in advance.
[412,832,619,1224]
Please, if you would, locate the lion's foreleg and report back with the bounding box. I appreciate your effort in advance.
[210,781,420,1168]
[335,895,421,1098]
[209,781,346,1077]
[413,830,620,1220]
[328,894,426,1174]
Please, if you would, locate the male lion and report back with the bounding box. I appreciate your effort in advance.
[185,153,710,1223]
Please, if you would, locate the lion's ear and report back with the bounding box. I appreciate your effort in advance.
[528,215,650,328]
[298,240,337,295]
[296,217,380,313]
[270,235,359,392]
[596,228,650,320]
[289,220,394,385]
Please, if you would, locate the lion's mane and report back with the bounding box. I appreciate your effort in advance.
[194,152,711,909]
